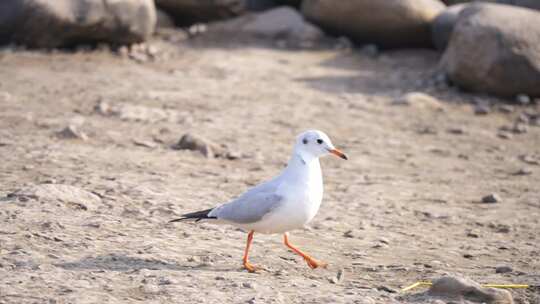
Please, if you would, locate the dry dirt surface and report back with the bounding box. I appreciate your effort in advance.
[0,33,539,304]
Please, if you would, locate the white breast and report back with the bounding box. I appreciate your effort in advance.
[247,156,324,234]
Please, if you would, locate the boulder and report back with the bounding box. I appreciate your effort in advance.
[211,7,324,43]
[301,0,446,48]
[0,0,156,48]
[155,0,247,25]
[428,276,513,304]
[441,3,540,97]
[431,4,467,50]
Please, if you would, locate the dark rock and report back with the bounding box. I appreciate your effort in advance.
[0,0,156,48]
[428,276,513,304]
[301,0,445,48]
[441,3,540,97]
[495,265,513,273]
[155,0,247,25]
[481,193,500,203]
[377,285,398,293]
[431,4,467,50]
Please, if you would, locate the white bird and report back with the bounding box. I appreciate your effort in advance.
[170,130,348,272]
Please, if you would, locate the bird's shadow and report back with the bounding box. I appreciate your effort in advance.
[55,253,238,273]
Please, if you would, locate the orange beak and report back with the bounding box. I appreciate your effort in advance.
[328,148,348,160]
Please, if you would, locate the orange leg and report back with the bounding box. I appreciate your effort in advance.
[283,232,327,269]
[242,230,260,272]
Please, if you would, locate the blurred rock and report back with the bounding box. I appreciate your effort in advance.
[392,92,444,111]
[95,100,184,123]
[481,193,500,203]
[155,0,247,25]
[515,94,531,105]
[431,4,466,50]
[495,265,513,273]
[0,0,156,48]
[56,125,88,141]
[427,276,513,304]
[173,133,225,158]
[441,3,540,97]
[211,7,324,44]
[8,184,101,207]
[301,0,445,48]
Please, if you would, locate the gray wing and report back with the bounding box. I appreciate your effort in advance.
[209,181,283,224]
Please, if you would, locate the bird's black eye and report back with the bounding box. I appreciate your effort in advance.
[303,138,308,144]
[317,139,323,144]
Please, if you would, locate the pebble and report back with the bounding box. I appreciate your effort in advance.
[474,103,491,115]
[516,94,531,105]
[242,282,255,289]
[343,230,358,238]
[513,167,532,176]
[377,285,397,293]
[481,193,500,204]
[497,132,513,140]
[498,105,514,113]
[495,266,513,273]
[56,125,88,141]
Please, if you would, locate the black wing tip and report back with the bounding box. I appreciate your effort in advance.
[168,208,217,223]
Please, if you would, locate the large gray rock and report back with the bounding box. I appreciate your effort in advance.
[441,3,540,97]
[0,0,156,48]
[301,0,446,48]
[155,0,247,25]
[428,276,513,304]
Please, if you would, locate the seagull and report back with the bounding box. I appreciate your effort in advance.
[170,130,348,272]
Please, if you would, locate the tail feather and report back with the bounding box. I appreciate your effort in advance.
[169,208,217,223]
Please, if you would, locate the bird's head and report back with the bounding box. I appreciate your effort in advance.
[294,130,348,160]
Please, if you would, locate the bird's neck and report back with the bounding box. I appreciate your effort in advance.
[283,152,321,180]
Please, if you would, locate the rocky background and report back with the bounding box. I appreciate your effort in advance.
[0,0,539,303]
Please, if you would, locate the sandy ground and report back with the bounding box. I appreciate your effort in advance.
[0,32,539,304]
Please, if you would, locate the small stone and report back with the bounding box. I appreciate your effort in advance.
[378,237,389,244]
[392,92,443,111]
[56,125,88,141]
[498,105,514,113]
[495,266,513,274]
[481,193,500,204]
[133,139,157,149]
[242,282,255,289]
[513,167,532,176]
[474,104,490,115]
[463,253,473,259]
[173,133,216,158]
[377,285,397,293]
[516,94,531,105]
[447,127,466,135]
[428,276,513,304]
[343,230,358,238]
[215,276,225,280]
[466,231,479,238]
[497,132,513,139]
